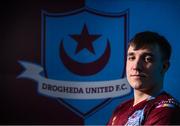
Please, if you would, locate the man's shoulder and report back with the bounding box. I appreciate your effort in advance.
[144,92,180,125]
[120,98,133,107]
[154,91,180,109]
[147,91,180,111]
[114,99,133,112]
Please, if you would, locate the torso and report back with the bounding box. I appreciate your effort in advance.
[108,91,180,125]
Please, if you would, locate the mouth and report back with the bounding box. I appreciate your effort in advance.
[130,74,147,78]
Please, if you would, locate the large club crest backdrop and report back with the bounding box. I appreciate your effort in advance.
[18,6,131,121]
[1,0,180,125]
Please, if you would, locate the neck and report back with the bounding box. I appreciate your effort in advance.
[133,91,149,106]
[133,86,163,106]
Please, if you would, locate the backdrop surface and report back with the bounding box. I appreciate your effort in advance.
[1,0,180,125]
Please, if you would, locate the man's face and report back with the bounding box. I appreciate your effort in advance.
[126,44,165,92]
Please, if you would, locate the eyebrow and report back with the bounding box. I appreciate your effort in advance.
[127,52,135,56]
[143,52,154,57]
[127,52,155,57]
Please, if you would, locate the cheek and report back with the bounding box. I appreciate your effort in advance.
[126,62,131,74]
[146,65,162,77]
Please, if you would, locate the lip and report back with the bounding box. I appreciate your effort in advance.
[130,74,146,78]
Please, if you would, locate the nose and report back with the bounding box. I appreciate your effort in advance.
[132,58,142,71]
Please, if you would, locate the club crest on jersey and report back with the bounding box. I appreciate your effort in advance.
[17,7,131,118]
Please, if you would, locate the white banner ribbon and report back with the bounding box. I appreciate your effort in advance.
[17,61,131,99]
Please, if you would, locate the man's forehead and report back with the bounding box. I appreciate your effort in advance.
[127,45,159,54]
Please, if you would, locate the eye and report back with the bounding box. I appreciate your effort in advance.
[144,55,153,63]
[127,56,135,61]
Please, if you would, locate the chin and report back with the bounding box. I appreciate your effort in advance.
[130,81,143,89]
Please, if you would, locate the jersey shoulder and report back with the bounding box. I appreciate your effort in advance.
[113,99,133,114]
[153,92,180,109]
[144,92,180,125]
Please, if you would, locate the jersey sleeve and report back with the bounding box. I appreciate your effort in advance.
[144,105,180,125]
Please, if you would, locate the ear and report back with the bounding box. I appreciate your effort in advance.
[161,61,170,74]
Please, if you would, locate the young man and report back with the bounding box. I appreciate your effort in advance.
[107,31,180,125]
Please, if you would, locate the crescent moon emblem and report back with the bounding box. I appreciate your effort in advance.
[59,40,111,76]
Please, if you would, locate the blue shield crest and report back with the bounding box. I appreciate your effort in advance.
[41,7,129,118]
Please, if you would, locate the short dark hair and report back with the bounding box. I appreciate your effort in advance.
[128,31,172,61]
